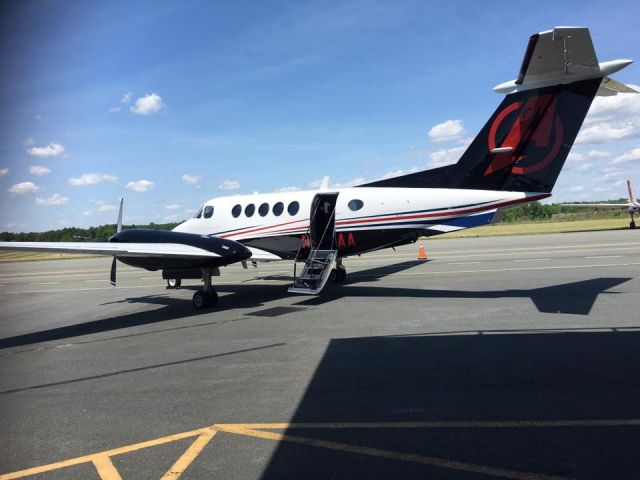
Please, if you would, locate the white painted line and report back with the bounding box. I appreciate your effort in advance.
[585,255,624,259]
[513,258,551,262]
[29,282,59,286]
[447,261,481,265]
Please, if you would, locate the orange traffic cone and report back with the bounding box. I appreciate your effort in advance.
[417,243,427,260]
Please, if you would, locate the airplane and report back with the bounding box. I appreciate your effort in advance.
[562,179,639,229]
[1,26,637,309]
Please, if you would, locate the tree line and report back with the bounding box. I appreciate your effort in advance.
[0,222,181,242]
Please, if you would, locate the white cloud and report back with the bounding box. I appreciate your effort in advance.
[567,151,584,163]
[428,119,464,142]
[578,162,594,171]
[126,179,154,192]
[36,193,69,206]
[8,181,39,196]
[219,179,240,190]
[165,203,180,210]
[569,185,584,193]
[108,106,121,113]
[82,210,92,216]
[23,136,35,147]
[27,142,65,157]
[121,91,132,104]
[427,145,466,168]
[68,173,117,186]
[276,186,301,192]
[29,165,51,176]
[587,149,610,158]
[98,204,117,212]
[0,167,8,177]
[182,173,201,185]
[575,122,636,144]
[130,93,164,115]
[611,147,640,164]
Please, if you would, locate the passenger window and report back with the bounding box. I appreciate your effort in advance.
[203,205,214,218]
[273,202,284,216]
[287,201,300,216]
[348,199,364,211]
[232,204,242,218]
[258,202,269,217]
[195,207,203,219]
[245,203,255,217]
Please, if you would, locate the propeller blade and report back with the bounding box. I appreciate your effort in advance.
[110,257,117,287]
[116,198,123,233]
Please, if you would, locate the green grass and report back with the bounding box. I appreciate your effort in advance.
[433,218,629,239]
[0,252,100,263]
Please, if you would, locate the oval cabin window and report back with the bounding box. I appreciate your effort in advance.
[245,204,255,217]
[232,204,242,218]
[288,201,300,216]
[258,202,269,217]
[348,199,364,211]
[273,202,284,216]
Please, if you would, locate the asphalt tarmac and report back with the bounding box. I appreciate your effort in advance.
[0,229,639,479]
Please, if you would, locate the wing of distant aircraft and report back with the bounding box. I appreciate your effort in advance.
[561,180,638,228]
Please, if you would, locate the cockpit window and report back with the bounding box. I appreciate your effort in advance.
[203,205,214,218]
[348,199,364,211]
[232,204,242,218]
[195,207,203,219]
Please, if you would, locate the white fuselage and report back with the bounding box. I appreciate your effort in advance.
[173,187,546,260]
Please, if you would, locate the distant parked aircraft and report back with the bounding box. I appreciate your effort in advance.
[562,179,639,229]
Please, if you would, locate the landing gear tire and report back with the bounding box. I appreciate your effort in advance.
[192,289,218,309]
[630,220,636,229]
[329,266,347,283]
[166,278,181,289]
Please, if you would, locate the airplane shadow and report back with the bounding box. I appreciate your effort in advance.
[0,258,632,349]
[259,331,640,479]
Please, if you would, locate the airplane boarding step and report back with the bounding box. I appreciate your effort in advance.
[288,249,338,294]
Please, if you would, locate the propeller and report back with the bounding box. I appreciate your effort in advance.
[110,198,124,287]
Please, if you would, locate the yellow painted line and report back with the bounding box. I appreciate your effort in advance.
[160,428,218,480]
[220,419,640,429]
[92,455,123,480]
[0,427,208,480]
[2,419,638,479]
[215,425,572,480]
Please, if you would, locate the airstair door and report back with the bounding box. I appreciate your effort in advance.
[288,192,339,294]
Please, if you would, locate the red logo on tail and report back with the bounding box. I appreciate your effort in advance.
[484,94,564,176]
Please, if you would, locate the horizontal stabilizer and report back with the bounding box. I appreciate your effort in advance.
[597,77,639,96]
[494,27,634,94]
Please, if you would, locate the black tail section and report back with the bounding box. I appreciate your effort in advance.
[362,78,601,193]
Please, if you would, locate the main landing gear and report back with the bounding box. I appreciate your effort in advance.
[192,268,219,309]
[329,259,347,283]
[166,278,181,289]
[630,212,636,229]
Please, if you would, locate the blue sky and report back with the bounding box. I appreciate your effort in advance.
[1,0,639,232]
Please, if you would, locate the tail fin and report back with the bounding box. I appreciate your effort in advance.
[363,27,636,193]
[628,180,638,205]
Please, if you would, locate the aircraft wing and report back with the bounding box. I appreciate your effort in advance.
[562,203,629,208]
[0,241,220,258]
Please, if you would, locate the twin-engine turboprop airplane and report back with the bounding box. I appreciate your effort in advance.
[1,26,637,309]
[562,179,639,229]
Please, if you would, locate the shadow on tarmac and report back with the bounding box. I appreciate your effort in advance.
[260,331,640,479]
[0,258,631,349]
